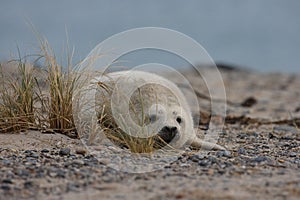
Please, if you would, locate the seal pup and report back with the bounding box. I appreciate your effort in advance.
[95,70,225,151]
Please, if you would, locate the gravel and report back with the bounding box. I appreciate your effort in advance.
[0,69,300,199]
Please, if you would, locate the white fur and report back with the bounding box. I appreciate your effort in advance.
[95,70,225,151]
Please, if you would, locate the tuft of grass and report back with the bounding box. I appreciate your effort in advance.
[0,35,82,137]
[0,61,36,132]
[36,37,81,137]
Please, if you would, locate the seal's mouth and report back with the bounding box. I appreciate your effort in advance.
[153,126,179,148]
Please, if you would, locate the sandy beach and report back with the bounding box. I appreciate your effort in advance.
[0,67,299,200]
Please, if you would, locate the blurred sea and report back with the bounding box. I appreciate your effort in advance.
[0,0,299,73]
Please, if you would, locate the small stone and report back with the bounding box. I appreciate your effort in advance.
[237,148,246,155]
[1,160,12,166]
[72,160,85,166]
[16,169,30,177]
[48,172,57,177]
[68,154,78,159]
[289,152,297,157]
[198,160,209,167]
[99,159,110,165]
[223,151,232,158]
[59,148,71,156]
[1,185,10,191]
[56,170,66,178]
[278,159,285,163]
[190,154,203,162]
[208,156,218,164]
[67,183,81,192]
[241,97,257,107]
[216,151,224,157]
[30,153,39,159]
[216,150,232,158]
[24,150,32,154]
[24,181,33,189]
[252,156,267,163]
[2,179,13,184]
[41,149,50,153]
[75,147,87,155]
[180,163,190,167]
[207,169,214,175]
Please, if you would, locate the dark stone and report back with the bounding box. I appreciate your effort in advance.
[190,154,204,162]
[198,160,209,167]
[29,153,39,159]
[24,181,33,189]
[289,152,297,157]
[56,170,66,178]
[1,159,12,166]
[241,97,257,107]
[252,156,268,163]
[2,179,13,184]
[237,148,246,155]
[1,185,10,191]
[67,183,81,192]
[59,148,71,156]
[41,149,50,153]
[208,156,218,164]
[223,151,232,158]
[16,169,30,177]
[216,151,224,157]
[216,150,232,158]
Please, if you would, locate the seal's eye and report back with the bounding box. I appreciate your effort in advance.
[176,117,182,124]
[149,115,158,123]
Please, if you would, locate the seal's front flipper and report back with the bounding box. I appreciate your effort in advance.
[190,137,226,151]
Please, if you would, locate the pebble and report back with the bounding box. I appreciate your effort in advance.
[2,179,13,184]
[67,183,81,192]
[216,150,232,158]
[1,159,12,166]
[72,160,85,166]
[288,152,297,157]
[1,185,11,191]
[56,169,66,178]
[198,160,209,167]
[59,148,71,156]
[179,163,190,167]
[274,125,298,134]
[41,149,50,153]
[252,156,268,163]
[28,153,39,159]
[207,169,214,175]
[24,181,33,189]
[16,169,30,177]
[75,147,87,155]
[190,154,204,162]
[208,156,218,164]
[237,148,246,155]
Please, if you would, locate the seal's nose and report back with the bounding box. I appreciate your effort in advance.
[162,126,177,133]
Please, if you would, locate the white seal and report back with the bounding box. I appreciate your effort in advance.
[94,70,225,151]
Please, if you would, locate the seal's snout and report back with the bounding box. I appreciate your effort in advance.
[154,126,178,147]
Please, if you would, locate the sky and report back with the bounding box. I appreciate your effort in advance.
[1,0,300,72]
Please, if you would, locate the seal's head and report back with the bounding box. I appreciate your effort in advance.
[127,83,193,149]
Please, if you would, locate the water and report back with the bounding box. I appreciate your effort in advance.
[0,0,299,73]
